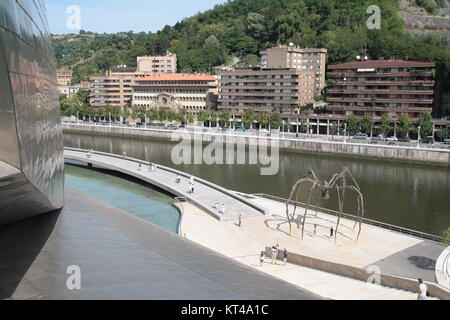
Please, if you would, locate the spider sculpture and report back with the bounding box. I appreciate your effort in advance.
[285,167,364,242]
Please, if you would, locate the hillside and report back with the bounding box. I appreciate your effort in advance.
[52,0,450,93]
[399,0,450,36]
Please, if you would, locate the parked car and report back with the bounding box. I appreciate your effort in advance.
[398,137,411,143]
[235,126,246,132]
[122,121,129,125]
[353,133,368,140]
[167,124,178,130]
[444,137,450,145]
[420,136,435,144]
[371,134,385,141]
[386,136,398,142]
[259,129,270,134]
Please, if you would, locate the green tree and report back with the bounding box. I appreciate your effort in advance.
[330,122,339,135]
[398,116,413,139]
[269,112,282,129]
[346,115,360,134]
[379,116,392,137]
[198,111,209,126]
[299,119,308,134]
[186,113,195,125]
[418,112,433,137]
[243,110,256,129]
[435,129,447,142]
[219,111,231,127]
[360,116,374,135]
[258,112,270,129]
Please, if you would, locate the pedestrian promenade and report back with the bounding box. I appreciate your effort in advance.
[64,148,266,221]
[179,199,446,300]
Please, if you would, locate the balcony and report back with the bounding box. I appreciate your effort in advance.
[326,97,434,105]
[327,89,434,95]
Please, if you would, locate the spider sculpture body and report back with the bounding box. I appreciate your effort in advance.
[285,167,364,242]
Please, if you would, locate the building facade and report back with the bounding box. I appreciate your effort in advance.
[0,0,64,225]
[90,68,141,107]
[137,52,177,75]
[260,46,327,95]
[326,59,436,120]
[56,69,73,86]
[90,53,178,108]
[59,81,91,98]
[217,67,315,115]
[132,74,217,114]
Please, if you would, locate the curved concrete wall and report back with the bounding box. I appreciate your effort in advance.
[0,0,64,225]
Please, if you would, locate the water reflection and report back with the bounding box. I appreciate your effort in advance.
[64,133,450,235]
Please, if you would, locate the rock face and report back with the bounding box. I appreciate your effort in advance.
[398,0,450,37]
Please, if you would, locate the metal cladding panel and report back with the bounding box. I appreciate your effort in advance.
[0,0,64,225]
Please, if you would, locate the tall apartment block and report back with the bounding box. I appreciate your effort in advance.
[217,67,316,114]
[326,59,437,120]
[90,53,178,108]
[56,69,73,86]
[137,52,177,75]
[260,46,327,96]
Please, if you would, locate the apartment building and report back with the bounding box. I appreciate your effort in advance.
[56,69,73,86]
[90,68,139,107]
[90,53,178,108]
[58,81,91,98]
[326,59,437,120]
[137,52,177,75]
[217,67,315,115]
[260,46,327,95]
[132,74,217,114]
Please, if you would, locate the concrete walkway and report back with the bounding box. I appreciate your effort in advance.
[64,148,265,221]
[180,199,445,300]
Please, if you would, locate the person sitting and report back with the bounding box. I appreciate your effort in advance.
[175,175,181,183]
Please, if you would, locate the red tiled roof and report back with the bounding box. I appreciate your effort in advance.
[328,59,435,70]
[137,74,216,82]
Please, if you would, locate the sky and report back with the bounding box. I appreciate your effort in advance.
[45,0,226,34]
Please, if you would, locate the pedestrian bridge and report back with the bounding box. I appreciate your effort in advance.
[64,147,267,221]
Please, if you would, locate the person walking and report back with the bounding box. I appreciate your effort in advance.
[330,226,334,238]
[221,204,226,216]
[238,214,242,227]
[314,224,317,236]
[122,151,127,159]
[175,175,181,183]
[271,246,277,265]
[417,279,428,300]
[215,200,219,210]
[283,249,288,266]
[138,163,142,171]
[259,251,265,267]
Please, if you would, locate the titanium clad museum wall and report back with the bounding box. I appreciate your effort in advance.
[0,0,64,225]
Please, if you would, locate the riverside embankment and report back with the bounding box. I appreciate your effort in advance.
[63,123,450,167]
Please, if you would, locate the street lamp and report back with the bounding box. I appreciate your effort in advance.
[344,123,347,144]
[417,125,421,149]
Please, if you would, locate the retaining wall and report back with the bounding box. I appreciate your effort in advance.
[63,124,450,167]
[265,247,450,300]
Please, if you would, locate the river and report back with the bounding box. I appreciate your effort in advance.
[64,132,450,236]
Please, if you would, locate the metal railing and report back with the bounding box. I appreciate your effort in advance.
[253,193,445,244]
